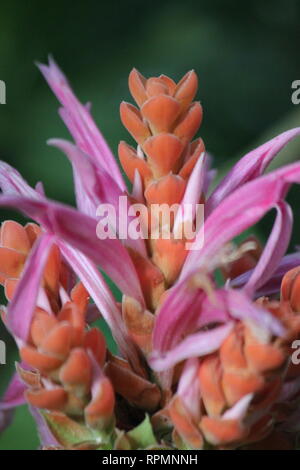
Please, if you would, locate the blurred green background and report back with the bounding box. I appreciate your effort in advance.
[1,0,300,449]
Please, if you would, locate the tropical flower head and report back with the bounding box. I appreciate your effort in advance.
[1,59,300,449]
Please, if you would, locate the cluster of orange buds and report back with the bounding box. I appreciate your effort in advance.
[119,69,205,313]
[0,220,61,305]
[167,272,300,449]
[198,322,287,447]
[0,220,115,432]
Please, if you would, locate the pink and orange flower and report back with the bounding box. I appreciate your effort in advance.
[1,59,300,449]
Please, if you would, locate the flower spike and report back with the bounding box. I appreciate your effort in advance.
[2,63,300,450]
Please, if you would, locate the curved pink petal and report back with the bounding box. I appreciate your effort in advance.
[29,406,59,447]
[37,57,125,191]
[177,358,201,421]
[243,201,293,296]
[153,283,205,353]
[48,139,123,217]
[202,152,216,195]
[58,243,142,371]
[180,161,300,280]
[0,372,26,434]
[226,288,285,337]
[150,323,233,371]
[231,252,300,296]
[0,161,41,199]
[0,372,26,411]
[222,393,253,421]
[173,152,205,234]
[7,233,55,341]
[0,195,144,304]
[207,128,300,215]
[49,140,147,257]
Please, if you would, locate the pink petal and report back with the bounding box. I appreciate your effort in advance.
[177,358,201,421]
[0,372,26,434]
[180,161,300,280]
[243,201,292,296]
[0,195,144,304]
[7,233,55,341]
[173,152,205,235]
[194,290,230,329]
[29,406,59,447]
[0,372,26,411]
[150,323,233,371]
[37,57,125,191]
[48,139,123,217]
[222,393,253,420]
[231,252,300,296]
[49,140,147,258]
[153,283,205,353]
[207,128,300,214]
[0,161,41,198]
[226,288,285,337]
[58,243,142,371]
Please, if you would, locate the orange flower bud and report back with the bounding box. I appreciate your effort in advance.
[244,325,285,373]
[122,296,154,353]
[43,244,61,295]
[84,378,115,430]
[20,346,64,373]
[145,174,186,207]
[146,77,169,96]
[143,134,184,178]
[179,138,205,180]
[141,95,180,133]
[30,309,58,347]
[198,354,226,417]
[84,328,107,367]
[4,278,18,300]
[40,322,72,358]
[120,102,151,145]
[281,266,300,312]
[57,303,85,347]
[128,68,147,107]
[24,222,42,246]
[26,387,68,410]
[174,102,203,144]
[129,249,165,311]
[174,70,198,111]
[222,370,264,406]
[1,220,31,254]
[157,74,176,95]
[59,348,92,396]
[152,238,187,286]
[168,396,204,449]
[118,141,153,184]
[200,416,247,447]
[0,247,26,281]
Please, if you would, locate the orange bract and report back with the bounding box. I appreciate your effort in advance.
[119,69,205,315]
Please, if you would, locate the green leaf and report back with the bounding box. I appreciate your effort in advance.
[42,411,104,448]
[127,414,157,449]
